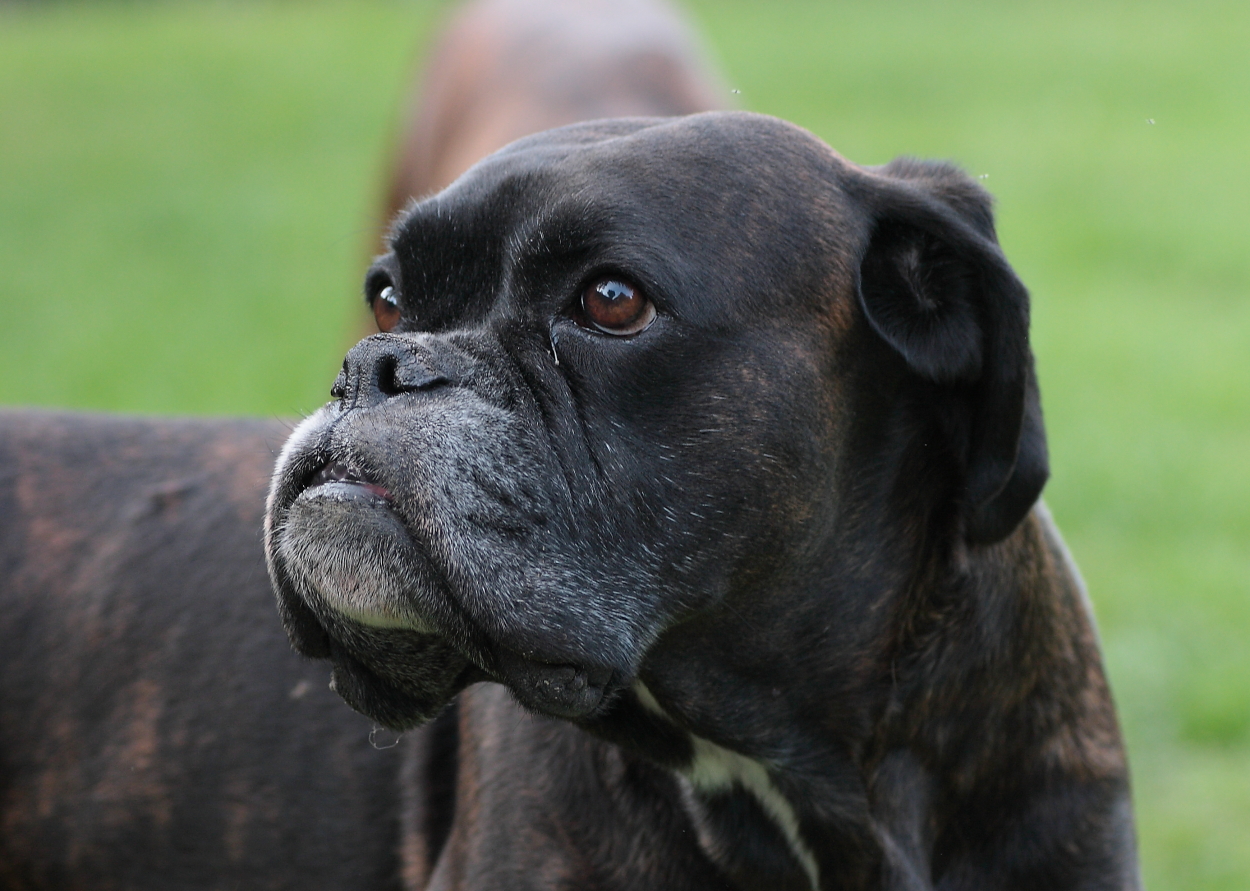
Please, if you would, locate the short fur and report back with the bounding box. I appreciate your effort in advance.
[266,112,1141,889]
[0,413,406,889]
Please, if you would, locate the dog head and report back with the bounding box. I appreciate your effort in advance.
[264,111,1046,732]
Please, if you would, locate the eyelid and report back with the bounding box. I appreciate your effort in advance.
[364,255,403,307]
[365,271,394,306]
[574,264,667,303]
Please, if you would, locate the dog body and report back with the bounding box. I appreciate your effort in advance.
[0,413,410,889]
[266,112,1141,889]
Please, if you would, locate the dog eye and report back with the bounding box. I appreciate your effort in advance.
[372,285,401,333]
[580,278,655,336]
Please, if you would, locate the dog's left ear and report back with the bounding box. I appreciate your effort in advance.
[851,158,1048,544]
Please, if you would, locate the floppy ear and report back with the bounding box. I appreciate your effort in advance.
[852,158,1048,544]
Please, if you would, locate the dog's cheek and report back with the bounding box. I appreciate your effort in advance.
[619,338,835,564]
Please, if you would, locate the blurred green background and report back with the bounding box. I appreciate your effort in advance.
[1,0,1246,886]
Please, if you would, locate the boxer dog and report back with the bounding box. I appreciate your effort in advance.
[265,112,1141,891]
[3,0,1142,888]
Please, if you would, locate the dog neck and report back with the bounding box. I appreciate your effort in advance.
[633,682,821,890]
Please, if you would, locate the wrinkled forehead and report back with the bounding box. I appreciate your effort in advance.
[397,112,857,244]
[387,112,864,321]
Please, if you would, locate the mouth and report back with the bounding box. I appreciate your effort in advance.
[303,458,392,501]
[272,440,627,727]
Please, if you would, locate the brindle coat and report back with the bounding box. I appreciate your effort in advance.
[263,111,1142,890]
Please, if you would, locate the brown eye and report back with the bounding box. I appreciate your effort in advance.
[372,285,401,333]
[581,278,655,335]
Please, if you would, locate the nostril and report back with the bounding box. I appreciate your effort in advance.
[374,352,450,396]
[389,350,453,393]
[376,354,402,397]
[335,336,461,408]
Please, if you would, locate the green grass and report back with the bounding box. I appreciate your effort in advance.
[2,0,1247,886]
[0,0,438,414]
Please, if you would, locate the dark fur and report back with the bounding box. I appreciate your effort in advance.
[266,113,1141,889]
[0,413,407,889]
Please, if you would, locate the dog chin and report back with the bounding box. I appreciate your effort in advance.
[493,648,619,721]
[325,630,479,731]
[278,481,437,632]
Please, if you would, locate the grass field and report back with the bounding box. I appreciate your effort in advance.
[2,0,1247,886]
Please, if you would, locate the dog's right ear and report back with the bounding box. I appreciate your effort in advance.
[850,159,1048,545]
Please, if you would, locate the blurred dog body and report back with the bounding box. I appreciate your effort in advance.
[385,0,726,222]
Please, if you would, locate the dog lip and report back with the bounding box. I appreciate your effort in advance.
[494,648,616,720]
[303,458,391,500]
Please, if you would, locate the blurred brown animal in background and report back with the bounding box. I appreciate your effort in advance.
[385,0,727,224]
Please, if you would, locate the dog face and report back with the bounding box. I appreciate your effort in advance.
[264,112,1046,732]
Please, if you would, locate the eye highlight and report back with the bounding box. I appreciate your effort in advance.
[580,277,655,336]
[372,285,401,333]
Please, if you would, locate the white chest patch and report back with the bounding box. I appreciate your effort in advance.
[633,683,820,890]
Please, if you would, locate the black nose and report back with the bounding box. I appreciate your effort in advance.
[331,334,465,408]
